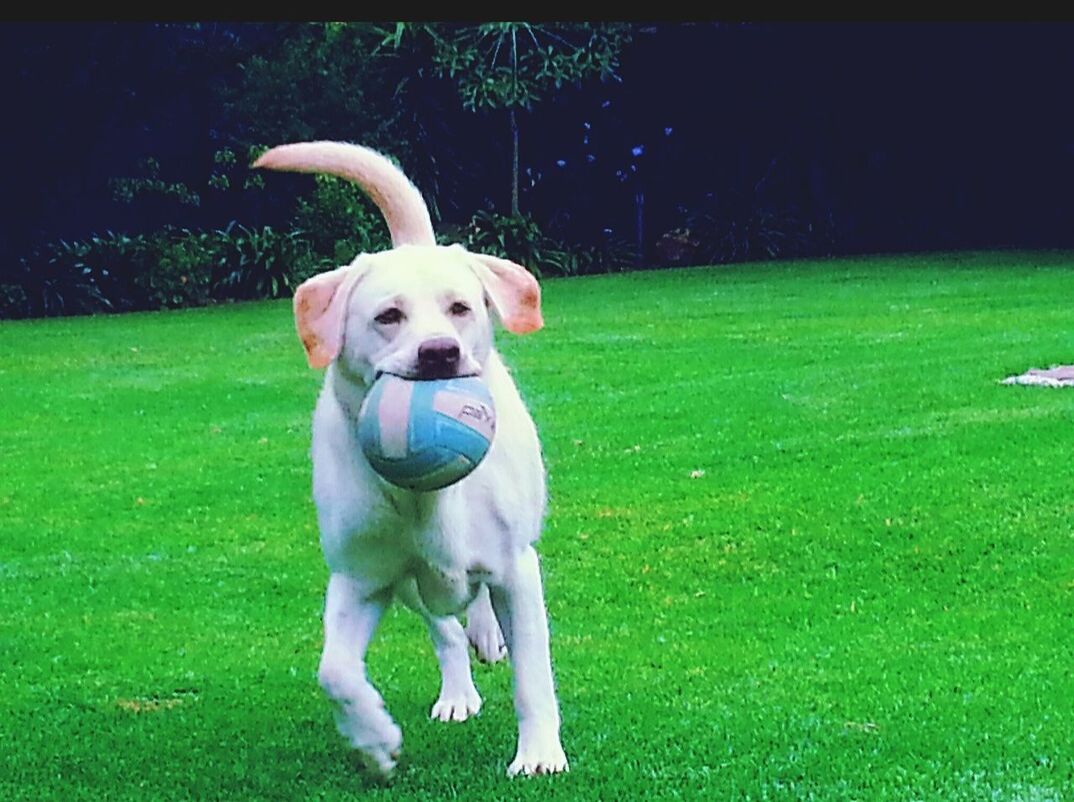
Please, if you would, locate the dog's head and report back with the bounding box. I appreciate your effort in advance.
[254,142,542,383]
[292,245,541,382]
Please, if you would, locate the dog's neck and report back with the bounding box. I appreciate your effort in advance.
[326,361,370,423]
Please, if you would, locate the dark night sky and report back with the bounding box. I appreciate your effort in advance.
[4,22,1074,263]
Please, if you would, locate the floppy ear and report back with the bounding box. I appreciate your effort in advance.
[468,253,544,334]
[293,261,368,369]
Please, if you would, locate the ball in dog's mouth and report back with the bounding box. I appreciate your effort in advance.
[357,373,496,492]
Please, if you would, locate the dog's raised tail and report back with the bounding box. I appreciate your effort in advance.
[253,141,436,248]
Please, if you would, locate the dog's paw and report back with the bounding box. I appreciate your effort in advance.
[356,737,402,781]
[466,618,507,664]
[334,703,403,779]
[430,684,482,722]
[354,718,403,779]
[506,740,569,777]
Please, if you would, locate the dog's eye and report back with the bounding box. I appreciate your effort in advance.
[449,301,471,317]
[374,308,404,325]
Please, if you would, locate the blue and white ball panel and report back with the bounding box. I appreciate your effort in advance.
[372,374,414,459]
[357,375,496,492]
[431,386,496,443]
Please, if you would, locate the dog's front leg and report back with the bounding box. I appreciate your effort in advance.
[489,546,569,777]
[317,573,402,778]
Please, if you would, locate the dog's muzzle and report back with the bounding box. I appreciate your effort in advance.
[415,337,462,380]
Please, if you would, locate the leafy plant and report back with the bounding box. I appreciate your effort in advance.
[225,24,399,149]
[228,23,458,223]
[109,157,201,208]
[292,174,392,260]
[72,230,217,311]
[1,221,324,319]
[207,146,267,195]
[0,282,28,319]
[382,23,631,215]
[77,230,217,310]
[574,232,637,274]
[463,210,543,259]
[140,230,218,308]
[462,210,582,277]
[654,228,701,267]
[2,241,113,318]
[678,165,837,266]
[689,202,808,263]
[211,223,314,300]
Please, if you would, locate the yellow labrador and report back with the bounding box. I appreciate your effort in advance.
[254,142,567,778]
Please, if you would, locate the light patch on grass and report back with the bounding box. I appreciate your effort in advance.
[116,691,198,714]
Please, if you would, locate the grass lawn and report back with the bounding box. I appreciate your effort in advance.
[2,251,1073,801]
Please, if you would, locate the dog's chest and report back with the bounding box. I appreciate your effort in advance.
[411,559,478,616]
[384,492,487,616]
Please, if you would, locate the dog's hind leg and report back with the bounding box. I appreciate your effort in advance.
[396,579,483,722]
[318,573,402,778]
[465,583,507,663]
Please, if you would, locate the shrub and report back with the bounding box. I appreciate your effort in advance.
[85,230,216,311]
[683,198,808,264]
[1,223,324,319]
[142,230,217,308]
[1,240,113,318]
[671,177,836,267]
[669,204,836,266]
[293,174,392,259]
[655,228,700,266]
[0,282,29,319]
[210,223,316,301]
[461,210,581,277]
[574,232,637,275]
[108,156,201,208]
[108,147,269,234]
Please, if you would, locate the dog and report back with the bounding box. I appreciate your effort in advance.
[253,142,567,779]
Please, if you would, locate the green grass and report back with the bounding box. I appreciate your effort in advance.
[2,251,1073,801]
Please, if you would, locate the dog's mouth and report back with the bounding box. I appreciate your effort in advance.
[374,367,481,382]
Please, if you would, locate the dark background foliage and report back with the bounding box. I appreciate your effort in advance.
[3,21,1074,317]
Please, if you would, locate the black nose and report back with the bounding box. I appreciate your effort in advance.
[417,337,461,378]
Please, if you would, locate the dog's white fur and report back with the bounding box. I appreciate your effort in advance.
[254,142,566,778]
